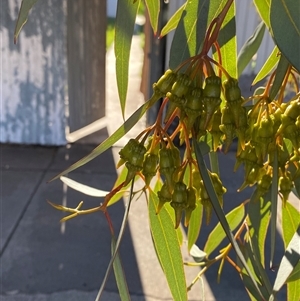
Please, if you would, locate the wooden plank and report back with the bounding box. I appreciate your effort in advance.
[67,0,106,136]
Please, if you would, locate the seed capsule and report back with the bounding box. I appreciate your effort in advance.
[184,87,203,131]
[157,183,172,213]
[142,153,158,186]
[171,182,188,228]
[152,69,177,98]
[184,187,197,226]
[219,106,236,153]
[279,172,294,205]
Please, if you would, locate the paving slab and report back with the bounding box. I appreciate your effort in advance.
[0,144,56,170]
[1,170,143,297]
[1,170,43,253]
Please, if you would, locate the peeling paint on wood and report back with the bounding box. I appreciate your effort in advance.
[1,0,67,145]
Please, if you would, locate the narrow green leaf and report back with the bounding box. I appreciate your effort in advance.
[237,22,265,77]
[149,190,187,301]
[269,54,290,100]
[282,202,300,301]
[60,176,109,197]
[95,180,135,301]
[187,202,203,251]
[270,226,300,300]
[287,261,300,283]
[111,237,131,301]
[247,192,271,268]
[193,138,264,299]
[270,0,300,73]
[159,3,186,38]
[253,0,271,29]
[239,242,272,300]
[252,46,279,86]
[204,203,245,256]
[50,95,159,181]
[208,151,220,175]
[214,3,237,78]
[14,0,39,43]
[145,0,160,35]
[270,149,278,268]
[169,0,228,69]
[115,0,140,118]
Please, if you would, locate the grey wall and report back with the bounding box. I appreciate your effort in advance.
[1,0,67,145]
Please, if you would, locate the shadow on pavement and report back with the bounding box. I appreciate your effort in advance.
[1,143,145,299]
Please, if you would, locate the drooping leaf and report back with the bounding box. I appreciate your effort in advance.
[253,0,271,29]
[270,149,279,268]
[204,202,245,256]
[149,190,187,301]
[287,261,300,283]
[269,54,290,100]
[111,236,131,301]
[270,226,300,300]
[169,0,228,69]
[270,0,300,73]
[60,176,109,197]
[247,191,271,268]
[193,138,264,299]
[50,95,159,181]
[14,0,39,43]
[145,0,160,35]
[95,180,135,301]
[187,202,203,251]
[115,0,140,118]
[159,3,186,38]
[282,202,300,301]
[252,46,279,86]
[237,21,266,77]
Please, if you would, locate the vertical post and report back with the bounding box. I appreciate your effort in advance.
[67,0,106,137]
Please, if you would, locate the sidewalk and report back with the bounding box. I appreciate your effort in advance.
[1,36,288,301]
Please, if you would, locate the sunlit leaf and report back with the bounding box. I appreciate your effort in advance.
[269,54,290,100]
[50,95,159,181]
[214,3,237,78]
[145,0,160,35]
[193,138,264,299]
[95,180,135,301]
[282,202,300,301]
[270,0,300,73]
[270,149,279,268]
[111,237,131,301]
[169,0,228,69]
[60,176,109,197]
[252,46,279,86]
[247,191,271,268]
[270,226,300,300]
[115,0,140,118]
[159,3,186,38]
[287,261,300,283]
[149,190,187,301]
[253,0,271,29]
[14,0,39,43]
[187,202,203,251]
[204,202,245,256]
[237,21,265,77]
